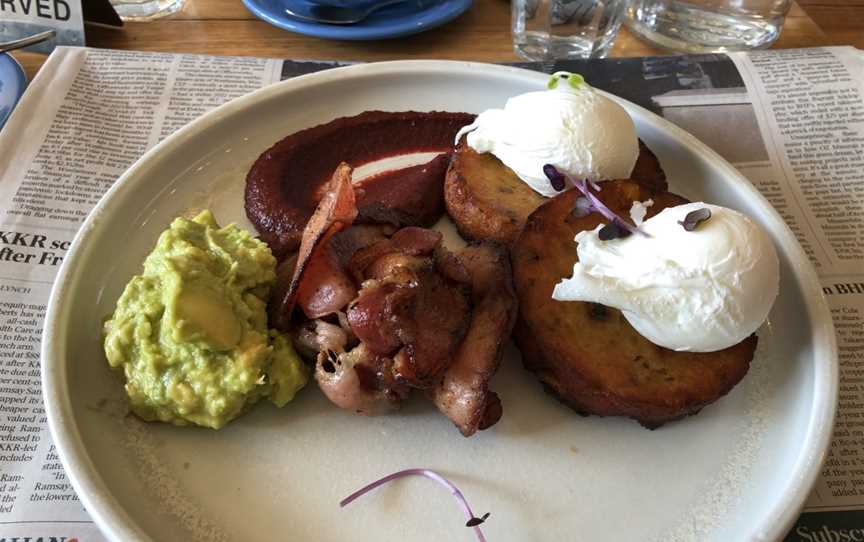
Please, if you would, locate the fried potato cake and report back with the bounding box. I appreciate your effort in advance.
[510,182,755,428]
[444,140,667,245]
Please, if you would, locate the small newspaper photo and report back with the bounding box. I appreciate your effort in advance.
[0,46,862,541]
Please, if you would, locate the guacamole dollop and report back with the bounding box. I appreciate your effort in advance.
[103,210,307,429]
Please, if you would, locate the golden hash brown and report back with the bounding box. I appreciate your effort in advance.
[444,140,544,246]
[444,140,668,246]
[510,182,755,428]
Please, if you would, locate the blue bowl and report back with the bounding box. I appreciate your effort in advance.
[243,0,472,40]
[0,53,27,131]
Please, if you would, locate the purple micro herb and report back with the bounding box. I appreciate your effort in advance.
[543,164,567,192]
[466,513,491,527]
[678,207,712,231]
[543,164,648,238]
[598,220,632,241]
[340,468,490,542]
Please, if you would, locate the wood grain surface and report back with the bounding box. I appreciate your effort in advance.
[797,0,864,48]
[9,0,861,81]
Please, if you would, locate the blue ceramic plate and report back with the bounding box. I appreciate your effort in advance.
[243,0,472,40]
[0,53,27,130]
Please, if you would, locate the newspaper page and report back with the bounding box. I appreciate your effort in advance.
[0,45,862,541]
[0,47,283,541]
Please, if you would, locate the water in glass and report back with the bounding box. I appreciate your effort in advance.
[626,0,791,53]
[110,0,186,20]
[512,0,629,60]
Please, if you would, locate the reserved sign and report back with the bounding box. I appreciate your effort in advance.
[1,0,76,20]
[0,0,84,53]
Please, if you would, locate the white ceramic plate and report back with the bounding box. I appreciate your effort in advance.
[43,61,838,542]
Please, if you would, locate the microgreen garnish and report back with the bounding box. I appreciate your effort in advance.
[543,164,648,239]
[678,208,712,231]
[548,71,586,90]
[543,164,567,191]
[466,512,491,527]
[598,220,632,241]
[340,468,489,542]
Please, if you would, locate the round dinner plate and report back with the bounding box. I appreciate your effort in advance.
[0,52,27,130]
[43,61,838,542]
[242,0,472,40]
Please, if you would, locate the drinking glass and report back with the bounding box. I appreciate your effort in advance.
[109,0,186,20]
[512,0,630,60]
[626,0,792,53]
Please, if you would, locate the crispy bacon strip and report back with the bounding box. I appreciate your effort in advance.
[293,222,512,435]
[298,224,399,320]
[296,248,357,320]
[345,227,471,390]
[270,163,357,330]
[430,243,517,436]
[315,344,409,415]
[346,281,412,356]
[348,227,443,283]
[390,266,471,389]
[294,319,350,360]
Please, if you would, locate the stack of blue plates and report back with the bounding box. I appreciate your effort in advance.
[243,0,472,40]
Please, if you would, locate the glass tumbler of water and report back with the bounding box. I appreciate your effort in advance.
[512,0,630,60]
[109,0,186,20]
[626,0,791,53]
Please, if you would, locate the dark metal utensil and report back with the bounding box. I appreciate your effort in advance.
[0,30,56,54]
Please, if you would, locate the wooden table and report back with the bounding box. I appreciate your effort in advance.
[11,0,864,80]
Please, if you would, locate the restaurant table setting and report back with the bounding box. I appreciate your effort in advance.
[0,1,862,541]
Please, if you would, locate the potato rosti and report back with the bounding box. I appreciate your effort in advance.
[510,182,755,428]
[444,140,667,245]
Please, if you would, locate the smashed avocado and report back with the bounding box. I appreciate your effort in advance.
[103,210,307,429]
